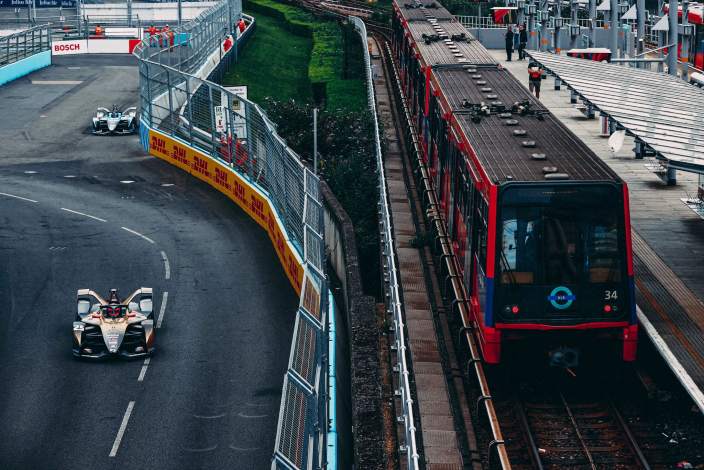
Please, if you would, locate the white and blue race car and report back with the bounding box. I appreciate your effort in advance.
[92,105,138,135]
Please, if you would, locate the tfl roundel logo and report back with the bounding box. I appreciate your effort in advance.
[548,286,576,310]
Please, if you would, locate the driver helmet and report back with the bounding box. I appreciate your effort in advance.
[108,288,120,304]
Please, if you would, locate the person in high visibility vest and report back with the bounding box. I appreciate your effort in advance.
[219,133,233,163]
[160,24,170,48]
[148,24,157,46]
[94,24,103,37]
[528,61,544,99]
[222,33,233,53]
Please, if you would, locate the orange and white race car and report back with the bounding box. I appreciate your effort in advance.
[72,288,155,359]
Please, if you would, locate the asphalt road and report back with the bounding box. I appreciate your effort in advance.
[0,55,296,469]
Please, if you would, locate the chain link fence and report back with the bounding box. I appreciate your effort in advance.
[350,16,421,470]
[0,23,50,66]
[134,1,329,468]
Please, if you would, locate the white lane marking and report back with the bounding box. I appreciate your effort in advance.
[64,175,76,178]
[229,445,261,452]
[193,412,227,419]
[61,207,107,223]
[637,307,704,414]
[109,401,135,457]
[236,412,268,419]
[39,115,47,118]
[120,180,135,184]
[182,445,217,453]
[67,66,81,70]
[137,358,151,382]
[156,292,168,328]
[0,192,38,203]
[161,183,174,187]
[160,251,171,280]
[31,80,83,85]
[23,170,37,174]
[121,226,155,244]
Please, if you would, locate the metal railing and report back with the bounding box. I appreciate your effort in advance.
[134,1,329,468]
[349,15,420,470]
[0,23,50,66]
[456,15,504,29]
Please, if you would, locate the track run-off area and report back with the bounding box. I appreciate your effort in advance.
[0,55,297,468]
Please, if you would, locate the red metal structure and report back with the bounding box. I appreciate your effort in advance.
[663,2,704,70]
[392,0,638,364]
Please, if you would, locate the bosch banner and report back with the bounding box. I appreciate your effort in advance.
[52,40,87,55]
[148,129,304,294]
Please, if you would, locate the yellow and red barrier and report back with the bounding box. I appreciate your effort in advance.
[148,129,304,294]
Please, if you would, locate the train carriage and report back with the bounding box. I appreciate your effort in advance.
[392,0,638,364]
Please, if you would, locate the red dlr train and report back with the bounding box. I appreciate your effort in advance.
[392,0,638,364]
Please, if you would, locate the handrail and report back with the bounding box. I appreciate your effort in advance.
[382,37,512,470]
[635,42,674,57]
[349,16,421,470]
[0,23,50,41]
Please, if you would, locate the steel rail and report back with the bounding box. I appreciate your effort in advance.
[513,399,545,470]
[609,401,652,470]
[559,392,598,470]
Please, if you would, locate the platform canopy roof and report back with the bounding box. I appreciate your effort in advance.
[528,51,704,174]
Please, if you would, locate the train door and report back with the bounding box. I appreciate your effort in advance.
[446,143,459,232]
[428,94,442,172]
[452,161,469,262]
[462,177,476,296]
[472,192,490,325]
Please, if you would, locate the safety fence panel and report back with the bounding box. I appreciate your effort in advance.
[0,23,50,66]
[134,2,330,468]
[349,16,420,470]
[274,268,327,470]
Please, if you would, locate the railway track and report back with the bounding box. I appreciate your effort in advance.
[491,364,676,470]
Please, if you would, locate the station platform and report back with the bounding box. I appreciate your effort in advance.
[490,49,704,413]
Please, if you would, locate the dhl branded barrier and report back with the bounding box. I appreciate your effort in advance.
[148,128,304,294]
[134,1,332,468]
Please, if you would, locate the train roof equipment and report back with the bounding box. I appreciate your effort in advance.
[394,0,624,184]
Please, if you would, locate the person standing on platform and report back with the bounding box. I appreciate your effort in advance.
[528,61,543,98]
[505,25,515,61]
[518,23,528,60]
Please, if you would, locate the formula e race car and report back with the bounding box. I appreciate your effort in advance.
[73,288,155,359]
[92,105,138,135]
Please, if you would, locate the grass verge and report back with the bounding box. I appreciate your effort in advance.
[223,7,312,104]
[228,0,366,112]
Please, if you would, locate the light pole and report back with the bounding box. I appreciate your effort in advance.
[313,108,318,175]
[610,0,619,57]
[667,0,678,75]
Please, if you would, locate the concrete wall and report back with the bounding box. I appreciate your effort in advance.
[82,2,218,22]
[321,181,384,470]
[0,49,51,86]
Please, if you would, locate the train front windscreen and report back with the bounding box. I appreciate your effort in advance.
[495,183,629,325]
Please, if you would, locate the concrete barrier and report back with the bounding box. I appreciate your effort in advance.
[0,49,51,86]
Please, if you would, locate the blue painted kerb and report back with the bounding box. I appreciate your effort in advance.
[0,50,51,87]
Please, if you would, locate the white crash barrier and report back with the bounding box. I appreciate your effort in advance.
[104,27,142,39]
[51,38,143,55]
